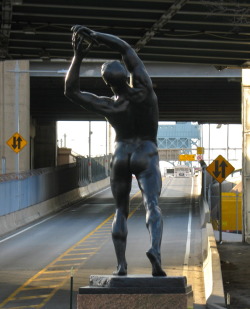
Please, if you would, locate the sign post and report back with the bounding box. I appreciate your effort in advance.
[218,182,222,243]
[206,155,235,243]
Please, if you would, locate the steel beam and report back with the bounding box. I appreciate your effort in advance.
[29,61,241,78]
[1,0,12,58]
[135,0,188,51]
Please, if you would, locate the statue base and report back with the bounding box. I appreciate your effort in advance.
[77,275,193,309]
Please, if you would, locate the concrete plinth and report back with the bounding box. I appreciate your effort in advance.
[77,275,193,309]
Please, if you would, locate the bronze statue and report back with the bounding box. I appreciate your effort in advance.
[65,25,166,277]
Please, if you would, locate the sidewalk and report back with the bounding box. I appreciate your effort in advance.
[214,231,250,309]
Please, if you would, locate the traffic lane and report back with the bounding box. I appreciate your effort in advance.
[0,177,198,308]
[0,186,117,304]
[0,179,141,308]
[74,177,194,280]
[52,177,205,308]
[160,177,192,269]
[163,176,193,198]
[0,190,115,270]
[43,184,144,309]
[161,176,205,305]
[48,203,191,309]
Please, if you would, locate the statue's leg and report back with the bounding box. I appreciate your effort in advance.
[137,157,166,277]
[110,153,132,276]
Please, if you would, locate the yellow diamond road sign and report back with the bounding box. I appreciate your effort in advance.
[6,132,27,153]
[206,155,235,183]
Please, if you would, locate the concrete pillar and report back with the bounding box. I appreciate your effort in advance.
[34,120,57,168]
[242,69,250,243]
[0,60,30,174]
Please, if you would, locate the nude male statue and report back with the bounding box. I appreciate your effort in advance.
[65,25,166,277]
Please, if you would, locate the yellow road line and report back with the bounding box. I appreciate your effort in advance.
[14,295,49,300]
[41,270,70,273]
[71,247,98,250]
[0,190,142,309]
[61,257,88,261]
[32,277,67,281]
[48,263,82,267]
[3,305,38,309]
[0,214,114,309]
[63,252,93,256]
[70,248,97,251]
[85,235,109,238]
[23,284,57,291]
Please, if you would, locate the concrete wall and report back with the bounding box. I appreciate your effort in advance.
[0,177,110,237]
[242,69,250,243]
[57,147,76,165]
[0,60,30,173]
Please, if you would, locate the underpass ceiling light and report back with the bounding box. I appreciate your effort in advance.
[243,61,250,68]
[23,26,36,34]
[12,0,23,5]
[214,65,227,71]
[39,49,50,61]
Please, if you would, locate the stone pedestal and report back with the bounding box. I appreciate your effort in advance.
[77,275,193,309]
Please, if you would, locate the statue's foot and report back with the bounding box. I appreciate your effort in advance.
[113,264,127,276]
[146,248,167,277]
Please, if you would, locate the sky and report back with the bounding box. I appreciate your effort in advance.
[57,121,242,168]
[57,121,111,157]
[201,123,242,169]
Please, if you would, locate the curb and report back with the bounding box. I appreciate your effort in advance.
[202,222,226,309]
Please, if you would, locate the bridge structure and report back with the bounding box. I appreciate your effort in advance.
[157,122,201,165]
[1,2,250,307]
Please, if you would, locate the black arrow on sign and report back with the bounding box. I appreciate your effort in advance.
[12,136,22,149]
[12,137,17,149]
[213,160,221,178]
[220,160,228,179]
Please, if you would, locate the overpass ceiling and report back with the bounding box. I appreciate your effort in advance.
[1,0,246,123]
[1,0,250,67]
[30,75,241,124]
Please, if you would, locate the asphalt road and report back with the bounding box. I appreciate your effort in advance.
[0,176,205,309]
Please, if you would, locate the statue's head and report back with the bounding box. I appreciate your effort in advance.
[101,60,128,87]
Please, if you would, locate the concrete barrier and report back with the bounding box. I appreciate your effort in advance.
[0,177,110,238]
[199,190,226,309]
[200,198,211,228]
[202,223,226,308]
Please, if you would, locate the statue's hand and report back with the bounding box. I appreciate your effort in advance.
[71,25,99,58]
[71,25,99,47]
